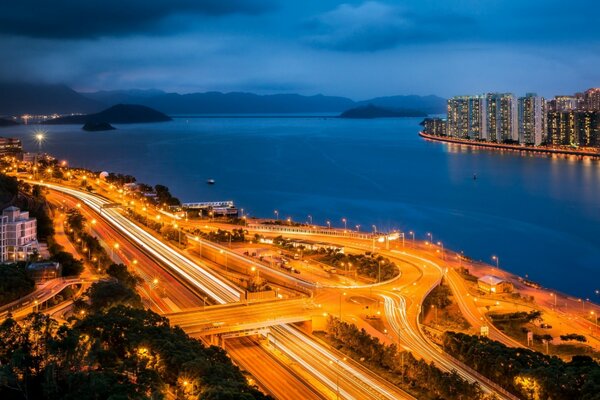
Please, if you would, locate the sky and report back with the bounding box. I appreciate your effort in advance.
[1,0,599,99]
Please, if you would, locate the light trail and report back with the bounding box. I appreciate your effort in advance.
[41,182,415,400]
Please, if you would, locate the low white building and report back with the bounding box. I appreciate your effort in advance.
[0,206,38,262]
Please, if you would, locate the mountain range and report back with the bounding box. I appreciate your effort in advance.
[0,82,446,116]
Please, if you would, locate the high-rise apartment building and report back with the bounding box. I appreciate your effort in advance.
[421,117,447,136]
[547,111,600,147]
[486,93,517,143]
[552,96,579,112]
[447,95,486,140]
[518,93,546,146]
[584,88,600,111]
[0,206,38,262]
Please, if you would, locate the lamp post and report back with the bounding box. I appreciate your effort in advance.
[355,224,360,232]
[409,231,415,246]
[437,241,445,260]
[326,220,331,229]
[308,215,312,225]
[426,232,433,243]
[342,218,347,230]
[111,243,119,259]
[372,225,377,233]
[339,292,346,319]
[492,255,499,269]
[274,210,279,221]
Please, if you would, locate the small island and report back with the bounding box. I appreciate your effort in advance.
[340,104,427,119]
[82,121,116,131]
[45,104,172,125]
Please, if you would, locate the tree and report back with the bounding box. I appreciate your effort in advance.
[0,263,35,305]
[86,281,142,312]
[106,263,141,289]
[51,251,84,277]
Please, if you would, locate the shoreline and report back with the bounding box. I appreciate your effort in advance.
[419,131,600,159]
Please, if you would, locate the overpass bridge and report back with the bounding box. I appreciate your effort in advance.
[166,298,319,337]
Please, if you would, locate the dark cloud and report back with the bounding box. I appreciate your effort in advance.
[0,0,274,39]
[305,1,475,52]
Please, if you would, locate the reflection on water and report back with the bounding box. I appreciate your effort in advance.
[5,117,600,298]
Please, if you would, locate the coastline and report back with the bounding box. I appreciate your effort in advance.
[419,131,600,159]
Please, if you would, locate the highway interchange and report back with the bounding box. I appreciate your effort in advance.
[11,174,598,400]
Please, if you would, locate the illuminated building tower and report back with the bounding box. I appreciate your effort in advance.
[486,93,517,143]
[584,88,600,111]
[447,95,486,140]
[518,93,546,146]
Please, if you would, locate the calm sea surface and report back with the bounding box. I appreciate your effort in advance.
[7,117,600,298]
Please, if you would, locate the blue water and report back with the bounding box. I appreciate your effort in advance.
[7,117,600,298]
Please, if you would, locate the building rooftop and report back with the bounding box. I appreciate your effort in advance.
[478,275,506,286]
[27,261,60,271]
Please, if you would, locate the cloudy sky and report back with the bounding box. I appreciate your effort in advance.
[1,0,599,99]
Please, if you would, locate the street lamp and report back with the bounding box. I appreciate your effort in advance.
[426,232,432,242]
[307,215,312,225]
[491,255,499,269]
[274,210,279,221]
[409,231,415,245]
[355,224,360,232]
[342,218,347,230]
[326,220,331,229]
[550,293,557,308]
[437,241,445,260]
[339,292,347,319]
[111,243,119,259]
[372,225,377,233]
[431,304,437,323]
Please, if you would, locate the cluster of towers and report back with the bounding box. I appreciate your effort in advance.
[423,88,600,148]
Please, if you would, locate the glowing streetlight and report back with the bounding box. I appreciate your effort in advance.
[342,218,347,230]
[111,243,119,258]
[491,255,499,269]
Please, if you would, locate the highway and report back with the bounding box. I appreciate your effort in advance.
[40,181,416,400]
[270,325,416,400]
[37,182,243,304]
[167,298,316,335]
[225,336,327,400]
[0,277,92,320]
[234,228,517,399]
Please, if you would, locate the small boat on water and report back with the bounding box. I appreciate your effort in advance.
[206,179,216,185]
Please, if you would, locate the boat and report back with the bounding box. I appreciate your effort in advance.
[206,179,216,185]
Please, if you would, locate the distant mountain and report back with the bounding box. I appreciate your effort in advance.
[80,89,445,115]
[80,89,166,106]
[357,95,446,114]
[0,118,19,127]
[0,82,105,116]
[139,92,355,114]
[45,104,172,124]
[0,81,446,116]
[340,104,427,119]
